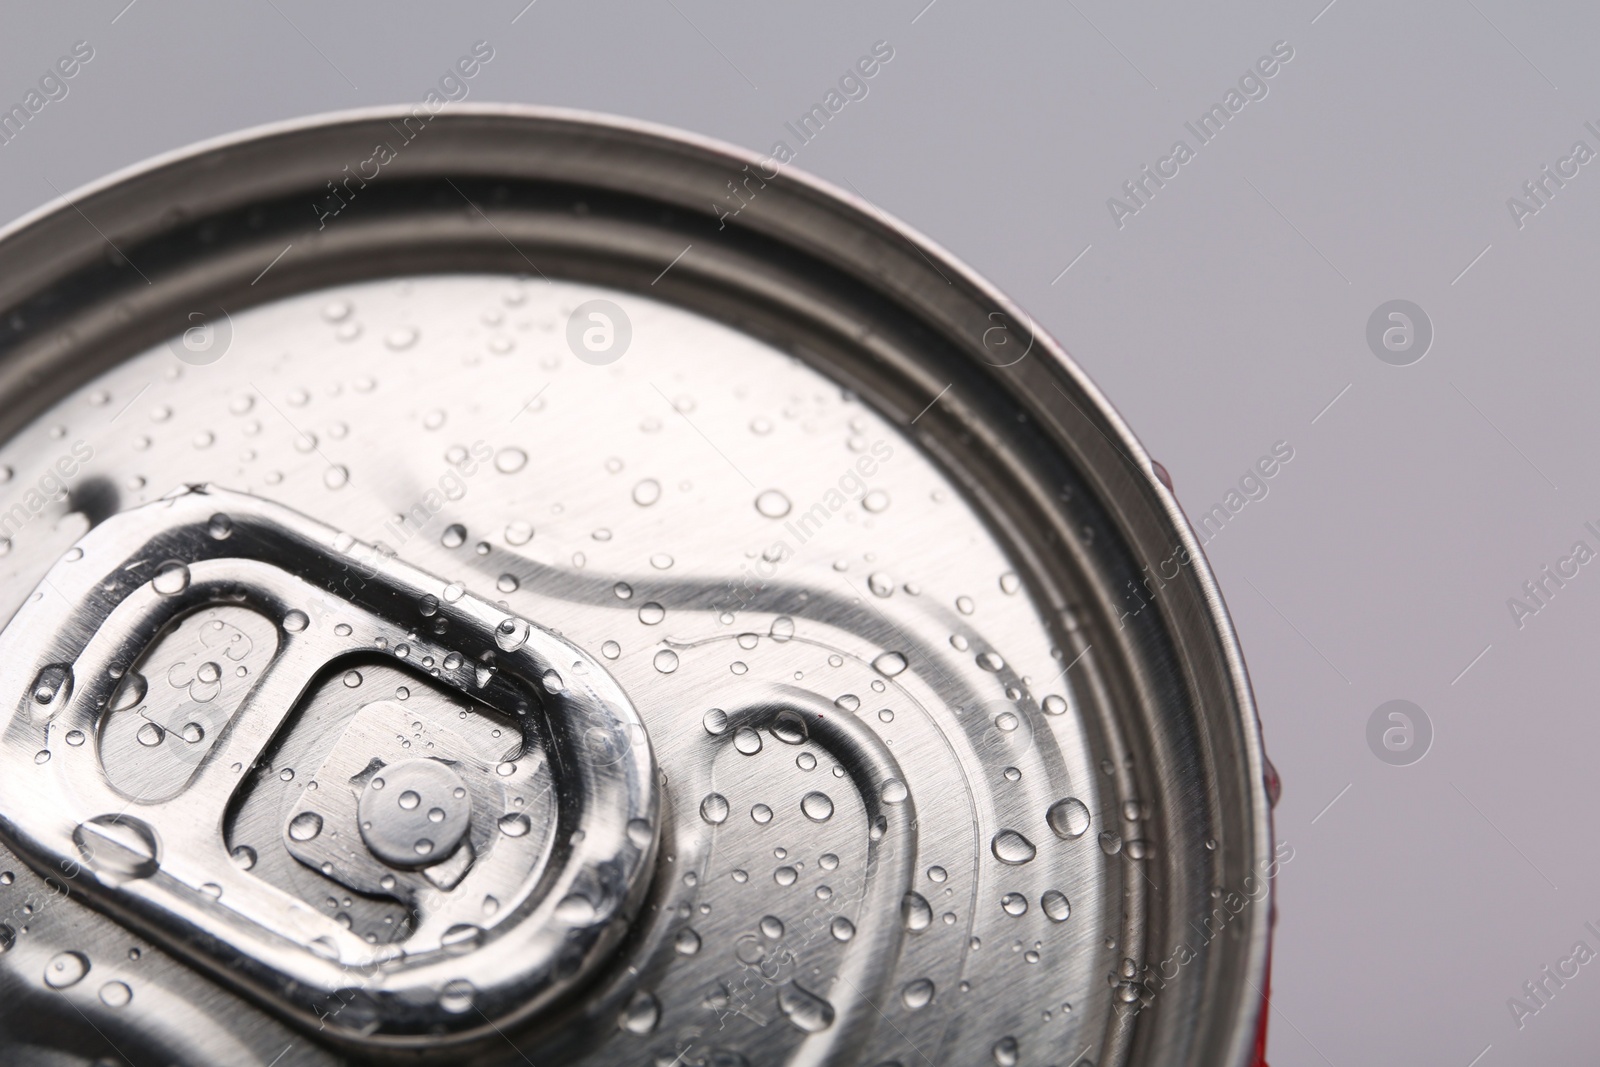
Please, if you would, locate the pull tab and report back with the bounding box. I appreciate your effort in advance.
[0,486,658,1049]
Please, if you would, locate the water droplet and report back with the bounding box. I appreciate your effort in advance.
[98,980,132,1007]
[601,640,620,659]
[830,916,855,941]
[323,465,350,490]
[702,708,729,736]
[231,845,257,870]
[385,326,419,350]
[135,722,164,747]
[956,595,975,615]
[867,572,894,597]
[901,978,935,1010]
[28,665,73,713]
[653,649,679,673]
[541,668,564,693]
[498,812,531,838]
[442,923,483,954]
[992,1036,1020,1066]
[734,727,762,755]
[1041,889,1071,922]
[65,730,85,747]
[772,711,808,744]
[632,478,661,506]
[282,610,309,633]
[152,561,190,596]
[777,981,836,1033]
[554,893,597,924]
[505,521,534,545]
[439,978,475,1013]
[800,791,834,822]
[700,793,730,824]
[494,447,528,474]
[976,651,1005,672]
[289,811,323,842]
[614,988,663,1036]
[43,951,89,989]
[861,489,890,513]
[750,803,773,825]
[871,651,908,677]
[902,891,933,932]
[74,816,160,880]
[774,865,798,886]
[991,830,1036,865]
[637,602,665,625]
[769,616,795,642]
[1042,694,1068,715]
[1047,797,1091,839]
[207,513,233,540]
[627,818,653,848]
[343,670,363,688]
[1001,892,1028,917]
[674,927,702,955]
[494,616,530,651]
[1099,831,1123,855]
[755,489,792,518]
[881,779,908,804]
[441,524,466,548]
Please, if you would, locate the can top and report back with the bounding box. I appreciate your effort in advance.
[0,107,1271,1066]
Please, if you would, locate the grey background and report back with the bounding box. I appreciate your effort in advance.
[1,1,1594,1064]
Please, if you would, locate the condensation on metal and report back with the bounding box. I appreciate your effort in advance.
[0,109,1272,1067]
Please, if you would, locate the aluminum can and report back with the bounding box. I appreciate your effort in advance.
[0,108,1275,1066]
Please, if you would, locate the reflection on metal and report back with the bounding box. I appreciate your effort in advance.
[99,605,279,803]
[0,109,1271,1066]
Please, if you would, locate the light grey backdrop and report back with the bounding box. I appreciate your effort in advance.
[2,2,1595,1064]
